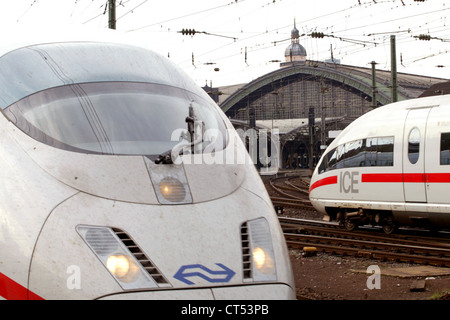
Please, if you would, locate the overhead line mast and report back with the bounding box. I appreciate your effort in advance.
[108,0,116,29]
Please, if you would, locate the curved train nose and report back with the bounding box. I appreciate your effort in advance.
[28,187,295,299]
[0,38,295,300]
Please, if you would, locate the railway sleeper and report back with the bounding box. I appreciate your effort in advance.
[336,208,398,234]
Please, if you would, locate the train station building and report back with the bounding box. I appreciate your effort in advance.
[213,22,449,170]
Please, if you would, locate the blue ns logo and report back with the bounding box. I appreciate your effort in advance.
[174,263,235,285]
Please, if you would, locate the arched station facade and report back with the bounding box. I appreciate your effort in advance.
[219,23,445,170]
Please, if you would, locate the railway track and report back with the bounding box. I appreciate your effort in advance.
[271,197,314,211]
[269,175,309,198]
[268,174,450,267]
[280,217,450,268]
[268,175,315,210]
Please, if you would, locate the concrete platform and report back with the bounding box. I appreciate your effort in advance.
[351,266,450,278]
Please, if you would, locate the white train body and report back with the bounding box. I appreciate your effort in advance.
[0,34,294,299]
[310,94,450,233]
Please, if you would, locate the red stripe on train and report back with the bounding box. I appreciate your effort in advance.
[0,272,44,300]
[309,175,338,192]
[362,173,450,183]
[310,172,450,192]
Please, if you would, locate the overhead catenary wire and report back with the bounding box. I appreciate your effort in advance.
[197,2,446,59]
[78,0,449,67]
[16,0,39,22]
[15,0,450,85]
[127,0,251,32]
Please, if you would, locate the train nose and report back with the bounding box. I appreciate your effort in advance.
[28,186,294,299]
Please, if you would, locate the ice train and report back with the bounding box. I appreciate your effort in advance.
[310,94,450,234]
[0,33,295,299]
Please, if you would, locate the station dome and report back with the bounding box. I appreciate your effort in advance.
[285,43,307,58]
[284,20,307,64]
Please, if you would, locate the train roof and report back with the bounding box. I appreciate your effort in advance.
[0,26,205,109]
[0,25,136,57]
[327,94,450,150]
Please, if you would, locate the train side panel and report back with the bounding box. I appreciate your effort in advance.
[310,104,407,216]
[422,104,450,227]
[311,95,450,231]
[394,103,450,228]
[0,118,78,300]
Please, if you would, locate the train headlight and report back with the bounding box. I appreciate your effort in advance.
[159,178,187,202]
[77,226,159,290]
[146,159,193,204]
[106,254,140,283]
[252,247,275,274]
[247,218,277,281]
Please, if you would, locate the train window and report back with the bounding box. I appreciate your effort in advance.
[336,145,346,169]
[408,128,420,164]
[377,137,394,166]
[318,147,337,173]
[318,152,327,174]
[317,148,335,174]
[4,82,228,156]
[440,132,450,165]
[365,137,394,166]
[344,140,365,168]
[318,158,326,174]
[365,138,378,166]
[318,136,393,174]
[327,148,338,170]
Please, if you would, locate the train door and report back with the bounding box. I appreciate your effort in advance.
[424,105,450,205]
[403,108,431,202]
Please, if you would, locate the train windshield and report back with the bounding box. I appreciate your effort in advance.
[4,82,228,156]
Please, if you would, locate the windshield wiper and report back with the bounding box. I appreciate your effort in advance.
[154,148,176,164]
[185,103,196,144]
[155,103,204,165]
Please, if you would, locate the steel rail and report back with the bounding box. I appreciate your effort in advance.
[281,217,450,267]
[285,233,450,267]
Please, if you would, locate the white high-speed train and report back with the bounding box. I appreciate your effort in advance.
[0,32,295,299]
[310,94,450,234]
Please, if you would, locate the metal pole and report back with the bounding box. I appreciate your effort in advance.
[371,61,378,108]
[308,107,315,175]
[390,35,398,102]
[109,0,116,30]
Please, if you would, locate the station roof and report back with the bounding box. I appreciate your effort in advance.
[218,60,448,112]
[419,81,450,97]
